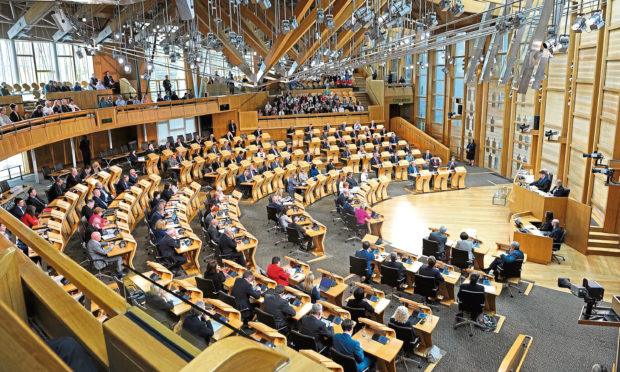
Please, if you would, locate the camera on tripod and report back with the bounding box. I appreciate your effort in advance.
[558,278,604,319]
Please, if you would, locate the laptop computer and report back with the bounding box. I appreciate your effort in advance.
[319,277,335,292]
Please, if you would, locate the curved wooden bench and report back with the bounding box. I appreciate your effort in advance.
[498,334,533,372]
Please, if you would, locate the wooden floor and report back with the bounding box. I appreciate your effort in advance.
[373,185,620,302]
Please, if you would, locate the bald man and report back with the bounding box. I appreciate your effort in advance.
[86,231,123,277]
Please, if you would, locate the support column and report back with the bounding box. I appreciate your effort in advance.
[30,149,39,184]
[69,137,77,168]
[143,124,147,142]
[108,130,113,149]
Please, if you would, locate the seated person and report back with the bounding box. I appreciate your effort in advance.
[207,219,221,243]
[333,319,373,372]
[408,162,420,185]
[457,272,485,319]
[116,175,131,194]
[383,252,406,284]
[158,228,188,274]
[149,204,164,229]
[300,273,321,303]
[279,206,293,229]
[289,216,313,250]
[92,189,108,209]
[153,220,167,243]
[20,205,39,228]
[81,199,95,222]
[354,203,372,234]
[300,303,334,350]
[539,211,554,232]
[388,305,417,335]
[48,178,65,201]
[263,284,296,331]
[88,207,108,228]
[267,195,283,214]
[218,227,246,266]
[182,301,214,346]
[231,270,261,323]
[529,170,551,192]
[453,231,474,263]
[418,256,445,288]
[145,283,174,311]
[354,241,374,283]
[483,241,524,277]
[161,183,175,202]
[549,179,568,197]
[203,259,226,293]
[26,188,47,214]
[266,256,291,286]
[428,226,448,259]
[345,287,374,316]
[86,231,123,277]
[547,219,564,244]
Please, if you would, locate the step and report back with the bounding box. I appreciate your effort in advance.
[587,247,620,256]
[589,226,604,233]
[588,232,620,241]
[587,239,620,248]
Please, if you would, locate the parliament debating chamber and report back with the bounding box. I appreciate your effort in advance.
[2,0,620,371]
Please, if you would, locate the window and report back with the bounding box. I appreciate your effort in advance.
[0,40,16,84]
[433,48,445,125]
[157,118,196,144]
[404,55,412,82]
[416,53,428,121]
[149,47,188,100]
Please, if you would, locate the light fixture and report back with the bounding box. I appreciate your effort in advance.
[439,0,451,12]
[316,8,325,23]
[451,0,464,17]
[557,34,570,53]
[76,48,84,59]
[258,0,271,10]
[124,63,131,73]
[571,16,587,32]
[117,55,125,64]
[114,32,121,40]
[326,14,334,28]
[587,12,605,31]
[146,60,154,70]
[141,72,151,79]
[282,20,290,34]
[290,18,298,30]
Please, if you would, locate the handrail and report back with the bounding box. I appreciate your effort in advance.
[0,208,127,317]
[390,117,451,162]
[0,109,96,135]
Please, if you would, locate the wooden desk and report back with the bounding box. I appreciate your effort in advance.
[249,321,287,347]
[315,269,347,306]
[352,318,403,372]
[508,183,567,222]
[436,263,461,306]
[345,283,390,323]
[433,169,450,191]
[176,232,202,276]
[284,256,311,287]
[463,269,503,315]
[416,170,432,193]
[106,233,136,269]
[0,184,32,208]
[205,299,245,341]
[318,300,351,335]
[374,162,393,180]
[451,166,467,189]
[391,248,424,291]
[304,222,327,256]
[512,214,552,264]
[299,349,344,372]
[397,297,440,357]
[169,278,203,316]
[394,160,409,180]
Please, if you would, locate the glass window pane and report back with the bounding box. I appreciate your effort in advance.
[418,76,427,96]
[434,81,444,95]
[434,95,444,109]
[16,56,35,84]
[454,78,464,98]
[0,40,15,84]
[434,109,443,123]
[418,98,426,118]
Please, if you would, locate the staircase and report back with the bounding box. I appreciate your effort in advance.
[354,92,371,109]
[586,226,620,256]
[353,72,367,92]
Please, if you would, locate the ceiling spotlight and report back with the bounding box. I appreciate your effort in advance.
[587,12,605,31]
[439,0,451,12]
[76,48,84,59]
[258,0,271,10]
[451,0,464,17]
[326,14,334,28]
[81,17,87,22]
[124,63,131,73]
[146,60,154,70]
[426,12,439,29]
[571,16,587,33]
[114,32,121,40]
[118,55,125,64]
[290,18,298,30]
[510,13,526,29]
[190,62,196,69]
[557,34,570,53]
[282,20,290,34]
[316,8,325,23]
[141,72,151,80]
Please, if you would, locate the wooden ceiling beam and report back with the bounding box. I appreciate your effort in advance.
[7,2,54,39]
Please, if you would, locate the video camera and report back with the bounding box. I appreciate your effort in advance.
[544,130,558,141]
[558,278,604,319]
[583,151,604,166]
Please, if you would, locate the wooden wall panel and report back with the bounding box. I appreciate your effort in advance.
[212,111,239,138]
[567,148,586,197]
[604,60,620,89]
[611,0,620,24]
[598,118,617,154]
[591,175,609,223]
[547,54,568,88]
[574,84,594,115]
[543,91,565,124]
[577,48,597,80]
[601,91,619,121]
[571,116,591,151]
[540,142,560,176]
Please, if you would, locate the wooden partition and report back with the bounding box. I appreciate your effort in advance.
[249,111,375,139]
[366,78,384,106]
[390,117,451,162]
[565,197,592,254]
[46,89,114,109]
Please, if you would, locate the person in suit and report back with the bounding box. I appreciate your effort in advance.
[231,270,262,323]
[333,319,373,372]
[300,303,334,350]
[253,126,263,138]
[428,226,448,259]
[203,259,226,293]
[422,150,432,163]
[383,252,406,283]
[91,189,108,209]
[152,220,167,243]
[546,219,564,244]
[304,151,314,163]
[86,232,123,277]
[287,173,299,198]
[408,161,420,185]
[466,139,476,166]
[26,188,47,214]
[483,241,524,276]
[161,183,175,202]
[149,204,164,229]
[453,231,475,262]
[530,170,552,192]
[182,301,214,346]
[346,287,375,316]
[128,169,139,185]
[9,103,22,122]
[158,228,188,273]
[326,159,336,172]
[237,170,253,197]
[418,256,445,287]
[447,156,457,171]
[207,218,222,243]
[263,285,296,331]
[457,272,485,318]
[539,211,554,233]
[289,216,312,250]
[266,256,291,286]
[355,241,375,283]
[305,130,315,141]
[370,152,381,177]
[48,178,65,201]
[95,182,112,204]
[79,136,91,167]
[429,156,441,172]
[116,175,131,194]
[149,191,162,212]
[65,168,81,189]
[81,199,95,222]
[228,120,237,135]
[549,179,568,197]
[78,165,92,180]
[218,227,246,266]
[389,305,417,336]
[145,283,174,311]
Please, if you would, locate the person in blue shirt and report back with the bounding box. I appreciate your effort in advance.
[484,241,525,276]
[355,241,375,283]
[309,164,319,178]
[333,319,373,372]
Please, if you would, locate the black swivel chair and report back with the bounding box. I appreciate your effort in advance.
[552,228,566,264]
[185,133,193,142]
[286,226,307,253]
[344,213,362,242]
[380,264,405,290]
[388,321,422,370]
[195,277,219,299]
[349,255,370,282]
[255,307,288,334]
[496,258,525,297]
[413,274,440,310]
[343,306,366,331]
[288,330,325,353]
[42,166,52,181]
[330,347,369,372]
[422,238,440,258]
[451,248,472,271]
[266,206,280,231]
[454,288,489,336]
[53,161,63,171]
[214,243,234,265]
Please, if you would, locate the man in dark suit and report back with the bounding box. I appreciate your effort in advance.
[81,199,95,222]
[388,133,398,144]
[182,301,214,345]
[149,192,162,211]
[65,168,81,189]
[263,285,296,331]
[253,126,263,138]
[447,156,457,171]
[92,189,108,210]
[484,241,524,276]
[326,159,336,172]
[457,272,486,318]
[26,188,47,214]
[428,226,448,259]
[304,151,314,163]
[218,227,246,266]
[345,172,358,188]
[530,170,551,192]
[128,169,139,185]
[158,228,187,273]
[48,178,65,201]
[207,219,221,243]
[418,256,445,287]
[270,147,280,156]
[549,179,568,197]
[371,136,381,146]
[547,219,564,244]
[290,217,312,250]
[78,165,92,180]
[429,156,441,172]
[300,303,334,350]
[9,198,26,219]
[408,162,420,187]
[305,131,315,141]
[116,175,131,194]
[355,241,375,283]
[270,160,282,171]
[333,320,372,372]
[283,155,292,167]
[149,204,164,229]
[231,270,261,323]
[383,252,406,283]
[95,182,112,204]
[422,150,432,162]
[228,120,237,135]
[370,152,381,177]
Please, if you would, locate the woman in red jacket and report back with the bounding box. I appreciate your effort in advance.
[21,205,39,228]
[266,256,291,286]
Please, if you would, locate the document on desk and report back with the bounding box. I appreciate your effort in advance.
[211,321,224,334]
[409,261,423,272]
[291,273,306,281]
[169,296,183,306]
[483,284,496,294]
